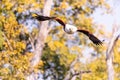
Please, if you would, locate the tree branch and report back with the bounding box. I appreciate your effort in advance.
[28,33,35,51]
[2,32,13,51]
[106,26,120,80]
[72,70,91,77]
[30,0,53,68]
[27,0,53,80]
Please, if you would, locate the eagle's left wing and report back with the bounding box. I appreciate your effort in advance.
[77,29,102,45]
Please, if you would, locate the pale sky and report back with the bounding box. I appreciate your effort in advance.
[92,0,120,32]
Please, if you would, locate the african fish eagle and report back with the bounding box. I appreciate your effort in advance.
[33,14,103,45]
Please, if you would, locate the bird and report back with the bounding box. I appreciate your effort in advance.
[32,14,103,45]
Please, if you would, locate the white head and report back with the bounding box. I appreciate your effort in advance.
[64,24,78,34]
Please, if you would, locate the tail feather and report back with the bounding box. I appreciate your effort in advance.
[77,29,102,45]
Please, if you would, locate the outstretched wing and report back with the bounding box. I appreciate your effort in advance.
[77,29,102,45]
[33,14,66,27]
[33,14,56,21]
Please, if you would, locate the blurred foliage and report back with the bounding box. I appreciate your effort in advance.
[0,0,38,79]
[82,55,107,80]
[0,0,119,80]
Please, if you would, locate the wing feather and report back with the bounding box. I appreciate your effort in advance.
[33,15,55,21]
[33,15,65,27]
[77,29,102,45]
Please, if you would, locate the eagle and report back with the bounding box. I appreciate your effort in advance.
[32,14,102,45]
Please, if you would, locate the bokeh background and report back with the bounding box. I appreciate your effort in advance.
[0,0,120,80]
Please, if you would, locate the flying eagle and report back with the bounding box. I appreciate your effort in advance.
[33,14,102,45]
